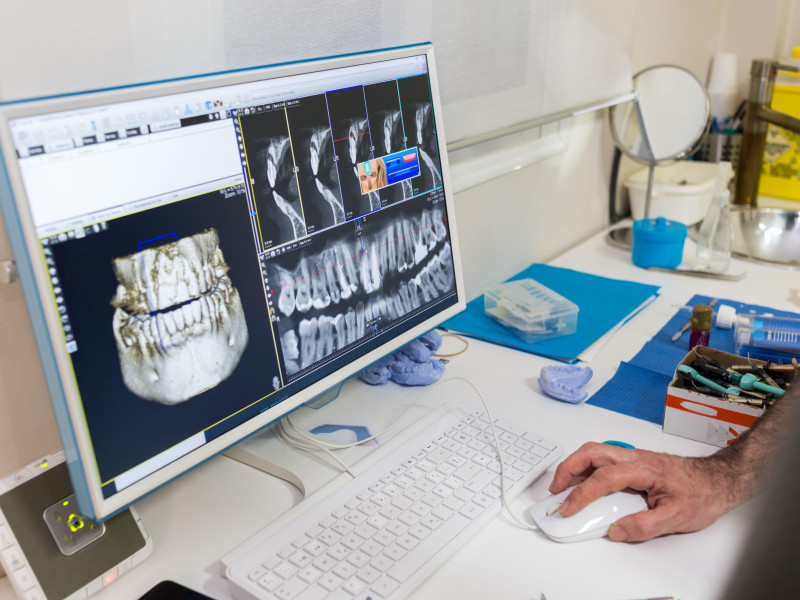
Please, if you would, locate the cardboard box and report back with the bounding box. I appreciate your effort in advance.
[663,346,766,447]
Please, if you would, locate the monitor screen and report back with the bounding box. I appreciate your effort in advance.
[0,44,465,520]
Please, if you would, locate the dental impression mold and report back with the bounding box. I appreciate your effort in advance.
[484,278,578,344]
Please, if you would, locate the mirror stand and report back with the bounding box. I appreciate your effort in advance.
[605,65,710,251]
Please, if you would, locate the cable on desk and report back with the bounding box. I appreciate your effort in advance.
[434,332,470,358]
[278,375,538,531]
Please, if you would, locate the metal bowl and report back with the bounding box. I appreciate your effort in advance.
[729,207,800,268]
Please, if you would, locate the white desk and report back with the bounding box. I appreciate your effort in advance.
[2,225,792,600]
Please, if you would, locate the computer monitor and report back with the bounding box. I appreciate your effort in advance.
[0,43,465,521]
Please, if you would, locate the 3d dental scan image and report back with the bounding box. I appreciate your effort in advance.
[110,228,249,405]
[46,187,281,486]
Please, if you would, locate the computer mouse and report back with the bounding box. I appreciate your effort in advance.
[529,485,649,543]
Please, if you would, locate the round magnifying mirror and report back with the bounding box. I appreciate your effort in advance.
[607,65,710,249]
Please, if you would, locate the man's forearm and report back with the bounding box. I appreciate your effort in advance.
[700,383,800,507]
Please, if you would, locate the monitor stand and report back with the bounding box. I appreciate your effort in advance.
[222,376,456,498]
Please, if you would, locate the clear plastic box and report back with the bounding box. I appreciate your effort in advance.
[484,278,578,343]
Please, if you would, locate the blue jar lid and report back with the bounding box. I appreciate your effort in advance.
[632,217,687,242]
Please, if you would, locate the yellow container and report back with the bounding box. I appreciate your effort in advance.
[759,47,800,202]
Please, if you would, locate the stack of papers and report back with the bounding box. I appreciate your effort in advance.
[442,264,660,363]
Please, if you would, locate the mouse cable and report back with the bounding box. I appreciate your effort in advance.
[279,376,537,531]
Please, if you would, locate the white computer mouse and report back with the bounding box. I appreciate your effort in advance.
[529,485,649,543]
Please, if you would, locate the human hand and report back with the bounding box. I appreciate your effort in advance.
[548,442,741,542]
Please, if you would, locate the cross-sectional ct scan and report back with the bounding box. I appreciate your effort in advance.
[364,80,413,206]
[265,200,454,380]
[110,228,249,404]
[286,94,346,234]
[240,109,307,250]
[398,74,443,196]
[327,86,382,220]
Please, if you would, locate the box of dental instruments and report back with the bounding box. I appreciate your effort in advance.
[663,346,795,447]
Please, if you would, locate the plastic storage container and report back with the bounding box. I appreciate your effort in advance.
[484,279,578,343]
[759,46,800,202]
[625,161,718,224]
[631,217,688,269]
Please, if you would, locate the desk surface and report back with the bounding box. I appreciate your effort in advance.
[2,226,791,600]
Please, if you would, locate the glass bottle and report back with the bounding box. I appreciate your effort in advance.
[696,161,734,273]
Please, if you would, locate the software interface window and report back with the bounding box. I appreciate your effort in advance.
[7,54,457,504]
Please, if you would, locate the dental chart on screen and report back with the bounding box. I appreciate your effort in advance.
[6,52,459,503]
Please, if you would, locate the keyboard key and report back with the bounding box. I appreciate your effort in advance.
[262,554,281,570]
[386,521,407,537]
[392,496,413,511]
[416,459,435,472]
[396,534,419,551]
[398,512,419,526]
[373,530,395,546]
[408,525,431,541]
[332,561,357,580]
[318,530,340,546]
[354,523,376,540]
[357,565,381,584]
[360,540,383,557]
[341,534,363,551]
[331,522,354,536]
[344,511,366,526]
[328,545,349,561]
[380,505,401,520]
[319,573,343,591]
[460,503,483,520]
[289,551,313,568]
[304,540,326,557]
[258,572,281,592]
[342,577,367,595]
[358,501,380,516]
[473,494,494,509]
[274,562,297,579]
[530,445,550,458]
[371,554,393,572]
[347,550,370,568]
[383,544,406,561]
[371,575,401,598]
[298,566,322,584]
[313,554,336,572]
[416,479,435,493]
[275,577,306,600]
[427,448,450,463]
[405,467,424,480]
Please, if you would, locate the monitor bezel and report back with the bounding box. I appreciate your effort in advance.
[0,43,467,520]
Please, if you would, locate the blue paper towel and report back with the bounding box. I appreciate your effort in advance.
[588,294,800,424]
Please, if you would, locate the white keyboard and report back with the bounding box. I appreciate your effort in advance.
[226,406,563,600]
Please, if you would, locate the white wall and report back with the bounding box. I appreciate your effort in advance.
[1,0,798,477]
